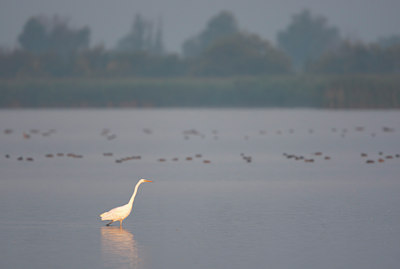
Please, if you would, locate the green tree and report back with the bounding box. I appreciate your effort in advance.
[0,49,42,77]
[377,34,400,48]
[18,17,48,53]
[48,20,90,57]
[307,41,400,74]
[182,11,239,58]
[277,9,340,71]
[193,33,291,76]
[73,45,109,76]
[153,19,164,55]
[18,15,90,57]
[116,14,164,55]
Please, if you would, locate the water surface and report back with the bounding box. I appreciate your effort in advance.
[1,109,400,269]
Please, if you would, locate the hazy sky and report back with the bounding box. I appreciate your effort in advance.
[1,0,399,53]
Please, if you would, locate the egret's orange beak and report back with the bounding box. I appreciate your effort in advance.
[143,179,153,182]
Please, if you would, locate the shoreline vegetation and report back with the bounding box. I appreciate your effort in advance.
[3,11,400,109]
[1,75,399,109]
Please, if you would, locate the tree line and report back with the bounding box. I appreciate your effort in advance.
[1,10,400,78]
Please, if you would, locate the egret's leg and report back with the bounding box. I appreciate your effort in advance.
[106,220,114,226]
[119,220,123,228]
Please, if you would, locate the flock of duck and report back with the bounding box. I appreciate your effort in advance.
[283,152,331,163]
[283,151,400,164]
[2,125,399,166]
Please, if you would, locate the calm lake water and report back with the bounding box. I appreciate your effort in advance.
[1,109,400,269]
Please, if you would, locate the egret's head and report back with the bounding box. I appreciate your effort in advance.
[140,178,153,183]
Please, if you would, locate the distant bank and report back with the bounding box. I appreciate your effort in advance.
[1,75,399,109]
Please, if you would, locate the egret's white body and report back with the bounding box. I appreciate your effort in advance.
[100,179,152,227]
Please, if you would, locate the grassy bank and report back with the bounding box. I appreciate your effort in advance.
[1,75,399,108]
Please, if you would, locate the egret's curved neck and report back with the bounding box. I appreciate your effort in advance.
[128,181,143,206]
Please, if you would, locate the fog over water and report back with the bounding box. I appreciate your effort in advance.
[1,0,400,52]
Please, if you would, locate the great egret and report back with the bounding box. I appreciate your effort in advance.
[100,179,152,227]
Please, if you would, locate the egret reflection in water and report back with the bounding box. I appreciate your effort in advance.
[101,227,142,268]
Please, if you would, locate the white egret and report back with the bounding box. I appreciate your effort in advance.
[100,179,152,227]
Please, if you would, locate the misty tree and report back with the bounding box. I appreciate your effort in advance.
[18,15,90,56]
[116,14,165,55]
[153,20,164,55]
[49,20,90,57]
[377,35,400,48]
[182,10,239,58]
[193,33,291,76]
[18,17,48,54]
[307,41,400,73]
[0,49,43,78]
[277,9,341,71]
